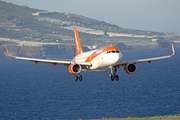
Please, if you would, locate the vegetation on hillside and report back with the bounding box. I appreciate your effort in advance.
[0,1,166,41]
[0,1,177,58]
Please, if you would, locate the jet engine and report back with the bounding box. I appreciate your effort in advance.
[68,63,82,75]
[124,63,136,74]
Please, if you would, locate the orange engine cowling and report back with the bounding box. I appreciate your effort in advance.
[68,63,82,75]
[124,63,136,74]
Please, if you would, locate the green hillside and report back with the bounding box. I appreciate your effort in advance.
[0,1,178,58]
[0,1,165,41]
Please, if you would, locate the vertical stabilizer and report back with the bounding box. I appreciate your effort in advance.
[74,27,83,55]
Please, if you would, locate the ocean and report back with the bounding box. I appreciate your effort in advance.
[0,47,180,120]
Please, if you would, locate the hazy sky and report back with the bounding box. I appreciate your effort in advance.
[3,0,180,33]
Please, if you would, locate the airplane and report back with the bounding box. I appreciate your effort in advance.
[5,27,175,81]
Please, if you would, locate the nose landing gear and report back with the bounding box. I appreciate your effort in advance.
[110,66,119,81]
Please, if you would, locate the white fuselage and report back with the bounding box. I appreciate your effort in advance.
[74,49,123,72]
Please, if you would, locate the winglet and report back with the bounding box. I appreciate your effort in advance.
[74,27,83,55]
[172,43,175,55]
[5,45,15,57]
[5,44,9,56]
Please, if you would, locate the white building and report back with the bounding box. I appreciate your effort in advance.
[64,26,104,35]
[32,11,58,16]
[106,32,132,37]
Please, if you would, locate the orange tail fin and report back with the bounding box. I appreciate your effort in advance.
[74,27,82,55]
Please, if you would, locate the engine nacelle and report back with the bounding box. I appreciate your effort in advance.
[124,63,136,74]
[68,63,82,75]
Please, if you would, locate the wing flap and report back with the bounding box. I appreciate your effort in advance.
[15,57,73,66]
[5,44,91,67]
[120,55,172,66]
[15,57,92,66]
[120,44,175,66]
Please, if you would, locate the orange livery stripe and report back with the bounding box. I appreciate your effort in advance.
[85,46,119,62]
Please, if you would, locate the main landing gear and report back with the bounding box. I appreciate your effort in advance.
[110,66,119,81]
[75,74,82,81]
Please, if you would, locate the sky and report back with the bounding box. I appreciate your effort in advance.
[3,0,180,33]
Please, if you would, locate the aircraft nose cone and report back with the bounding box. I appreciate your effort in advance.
[110,54,121,65]
[106,52,122,66]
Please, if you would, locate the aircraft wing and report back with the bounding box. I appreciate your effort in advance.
[5,45,91,67]
[119,44,175,66]
[15,56,73,66]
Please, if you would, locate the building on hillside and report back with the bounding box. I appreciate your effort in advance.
[87,45,97,49]
[106,32,132,37]
[152,37,164,41]
[32,11,58,16]
[64,26,104,35]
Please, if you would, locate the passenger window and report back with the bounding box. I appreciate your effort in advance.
[116,51,120,53]
[112,51,115,53]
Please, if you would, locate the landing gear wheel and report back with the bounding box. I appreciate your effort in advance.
[79,75,82,81]
[110,74,114,81]
[75,76,78,81]
[75,75,82,81]
[110,66,119,81]
[115,75,119,81]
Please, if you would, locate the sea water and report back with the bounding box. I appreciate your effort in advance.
[0,47,180,120]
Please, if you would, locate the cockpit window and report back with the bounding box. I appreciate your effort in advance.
[106,51,110,54]
[106,50,120,54]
